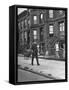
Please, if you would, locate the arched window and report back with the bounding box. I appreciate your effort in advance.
[40,13,43,23]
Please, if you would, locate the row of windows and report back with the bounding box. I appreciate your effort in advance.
[18,10,64,29]
[33,10,53,24]
[23,31,64,51]
[32,22,65,41]
[23,22,64,44]
[33,10,63,24]
[33,10,63,23]
[19,21,64,34]
[19,22,64,41]
[49,22,64,34]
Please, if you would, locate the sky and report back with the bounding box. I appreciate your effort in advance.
[18,8,27,15]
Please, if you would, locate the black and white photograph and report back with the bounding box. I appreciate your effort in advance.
[0,0,69,89]
[17,6,67,83]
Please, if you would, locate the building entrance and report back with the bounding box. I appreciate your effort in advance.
[39,43,45,55]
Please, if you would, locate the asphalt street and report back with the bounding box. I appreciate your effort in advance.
[18,56,65,79]
[18,68,53,82]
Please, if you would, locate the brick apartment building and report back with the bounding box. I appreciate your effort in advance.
[18,9,65,59]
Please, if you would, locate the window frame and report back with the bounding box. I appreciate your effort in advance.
[59,10,63,14]
[33,15,37,24]
[28,19,30,26]
[24,31,27,42]
[49,10,53,18]
[59,22,64,32]
[40,13,44,23]
[33,30,37,40]
[59,22,65,36]
[49,25,54,35]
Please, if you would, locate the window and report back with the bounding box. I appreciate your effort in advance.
[25,19,27,26]
[28,9,31,12]
[55,43,59,51]
[21,32,23,41]
[24,20,25,28]
[18,23,20,30]
[49,10,53,18]
[33,30,37,40]
[24,32,27,41]
[24,20,27,28]
[28,19,30,26]
[49,25,54,34]
[59,10,63,14]
[59,22,64,35]
[41,14,43,19]
[21,21,23,29]
[40,14,43,23]
[60,42,64,49]
[59,22,64,31]
[33,16,37,24]
[40,27,44,41]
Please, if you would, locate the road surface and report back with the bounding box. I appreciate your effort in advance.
[18,68,53,82]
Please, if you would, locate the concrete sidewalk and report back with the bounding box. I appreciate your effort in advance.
[18,54,65,61]
[18,56,65,79]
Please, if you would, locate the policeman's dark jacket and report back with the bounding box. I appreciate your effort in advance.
[31,43,38,56]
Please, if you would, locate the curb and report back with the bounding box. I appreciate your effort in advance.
[18,54,65,61]
[18,65,61,80]
[39,57,65,61]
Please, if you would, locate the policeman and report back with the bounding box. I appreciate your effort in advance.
[31,42,40,65]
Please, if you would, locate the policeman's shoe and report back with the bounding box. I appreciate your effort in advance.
[37,64,40,66]
[31,64,34,65]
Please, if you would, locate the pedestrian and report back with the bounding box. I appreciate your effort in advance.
[31,42,40,65]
